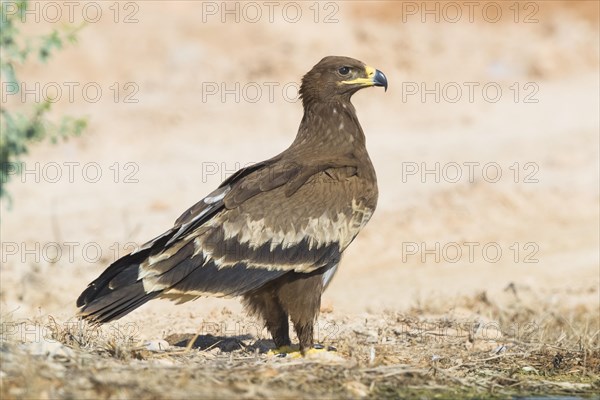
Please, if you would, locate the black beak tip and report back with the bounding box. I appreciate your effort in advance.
[374,69,388,92]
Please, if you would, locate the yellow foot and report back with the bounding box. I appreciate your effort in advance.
[267,345,301,358]
[303,344,340,360]
[267,344,337,359]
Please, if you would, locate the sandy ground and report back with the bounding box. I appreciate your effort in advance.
[1,1,599,398]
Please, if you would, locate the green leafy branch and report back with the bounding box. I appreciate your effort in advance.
[0,0,87,203]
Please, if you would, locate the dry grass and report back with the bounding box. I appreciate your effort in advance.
[1,286,598,399]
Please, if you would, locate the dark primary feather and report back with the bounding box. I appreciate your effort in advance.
[77,56,383,333]
[76,244,161,321]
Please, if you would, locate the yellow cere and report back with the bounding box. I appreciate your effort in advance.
[339,65,378,87]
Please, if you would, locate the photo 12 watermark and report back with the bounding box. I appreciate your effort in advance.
[392,319,540,345]
[399,1,540,24]
[1,81,140,104]
[0,162,140,184]
[400,162,540,184]
[401,82,540,104]
[1,1,140,24]
[200,1,340,24]
[1,241,142,265]
[1,320,141,345]
[401,241,540,264]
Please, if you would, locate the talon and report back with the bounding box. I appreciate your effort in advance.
[312,343,336,351]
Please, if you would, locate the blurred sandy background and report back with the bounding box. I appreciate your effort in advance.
[1,1,598,338]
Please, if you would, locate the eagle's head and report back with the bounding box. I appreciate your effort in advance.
[299,56,388,106]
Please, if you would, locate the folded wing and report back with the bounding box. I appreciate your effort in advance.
[77,158,359,323]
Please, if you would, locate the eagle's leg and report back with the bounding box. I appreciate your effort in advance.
[277,272,324,355]
[292,319,314,355]
[243,291,291,348]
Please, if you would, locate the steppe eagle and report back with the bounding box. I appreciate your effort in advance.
[77,56,388,354]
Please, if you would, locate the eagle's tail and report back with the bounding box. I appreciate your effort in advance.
[76,248,160,323]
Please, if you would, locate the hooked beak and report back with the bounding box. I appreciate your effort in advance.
[371,69,388,92]
[340,65,388,92]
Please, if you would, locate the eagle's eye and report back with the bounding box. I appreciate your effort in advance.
[338,66,350,76]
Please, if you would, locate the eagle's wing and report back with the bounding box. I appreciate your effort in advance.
[77,157,370,322]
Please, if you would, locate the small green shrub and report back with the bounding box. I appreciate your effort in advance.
[0,0,87,204]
